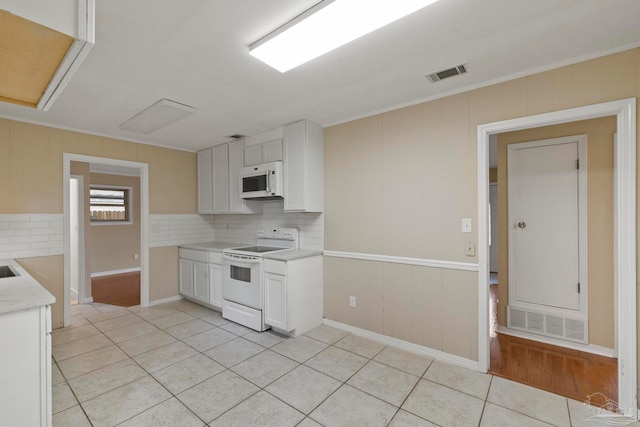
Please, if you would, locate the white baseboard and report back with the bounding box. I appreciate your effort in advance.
[91,267,141,278]
[80,297,93,304]
[323,318,479,371]
[497,326,616,358]
[149,295,183,307]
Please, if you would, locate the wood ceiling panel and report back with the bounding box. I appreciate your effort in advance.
[0,10,73,108]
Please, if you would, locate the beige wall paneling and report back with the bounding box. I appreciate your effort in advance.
[497,117,616,348]
[149,246,179,302]
[382,264,418,343]
[382,105,423,258]
[16,255,64,329]
[322,257,384,334]
[526,72,554,116]
[324,116,384,253]
[439,93,472,262]
[0,120,10,212]
[9,121,26,212]
[441,269,478,361]
[602,50,640,102]
[551,66,573,111]
[22,125,52,212]
[135,144,197,214]
[89,173,141,274]
[570,58,603,108]
[415,100,445,260]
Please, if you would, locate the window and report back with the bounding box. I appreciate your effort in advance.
[90,186,131,224]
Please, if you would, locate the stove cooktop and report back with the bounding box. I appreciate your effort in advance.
[229,246,287,254]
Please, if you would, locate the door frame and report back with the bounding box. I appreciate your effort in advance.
[69,174,86,304]
[477,98,636,415]
[507,136,588,318]
[63,154,150,326]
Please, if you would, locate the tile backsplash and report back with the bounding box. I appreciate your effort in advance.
[3,202,323,258]
[0,214,63,258]
[210,200,324,251]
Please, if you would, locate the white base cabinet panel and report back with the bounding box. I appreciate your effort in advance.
[264,255,323,337]
[179,249,223,310]
[0,305,52,427]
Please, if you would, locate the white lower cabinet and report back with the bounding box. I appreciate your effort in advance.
[179,248,223,310]
[265,271,287,330]
[209,262,223,308]
[0,305,52,427]
[264,255,323,336]
[179,258,194,298]
[193,261,209,302]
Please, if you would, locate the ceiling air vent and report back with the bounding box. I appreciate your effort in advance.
[228,134,246,139]
[425,63,469,83]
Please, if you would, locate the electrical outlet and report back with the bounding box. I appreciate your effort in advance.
[465,242,476,257]
[349,296,356,308]
[133,253,139,260]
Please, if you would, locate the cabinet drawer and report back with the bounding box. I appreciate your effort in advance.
[265,259,286,275]
[179,248,209,263]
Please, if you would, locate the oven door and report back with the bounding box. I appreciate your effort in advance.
[222,253,262,309]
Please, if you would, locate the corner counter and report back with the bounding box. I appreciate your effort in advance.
[0,259,55,427]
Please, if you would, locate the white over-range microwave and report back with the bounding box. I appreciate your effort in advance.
[239,161,284,199]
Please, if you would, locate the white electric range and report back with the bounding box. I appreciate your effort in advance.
[221,227,298,331]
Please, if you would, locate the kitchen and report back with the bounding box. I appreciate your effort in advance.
[2,0,640,426]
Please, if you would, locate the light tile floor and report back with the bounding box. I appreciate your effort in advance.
[51,300,636,427]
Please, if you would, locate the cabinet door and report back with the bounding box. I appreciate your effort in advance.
[283,121,306,211]
[244,144,262,166]
[179,258,194,297]
[262,139,283,163]
[197,148,213,214]
[209,263,223,308]
[212,144,229,213]
[229,140,247,213]
[193,261,210,302]
[265,272,287,330]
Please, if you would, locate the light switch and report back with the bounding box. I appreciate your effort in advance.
[462,218,472,233]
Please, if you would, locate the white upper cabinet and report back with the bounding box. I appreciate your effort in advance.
[244,127,284,166]
[198,141,260,215]
[197,148,213,214]
[228,139,259,213]
[212,144,229,213]
[283,120,324,212]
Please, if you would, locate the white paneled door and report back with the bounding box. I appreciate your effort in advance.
[508,136,587,313]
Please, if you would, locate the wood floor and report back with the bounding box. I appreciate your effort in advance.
[489,283,618,403]
[91,271,140,307]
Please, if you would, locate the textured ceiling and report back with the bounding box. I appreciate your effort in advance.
[1,0,639,152]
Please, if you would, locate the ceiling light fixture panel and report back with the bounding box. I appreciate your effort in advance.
[120,98,196,134]
[249,0,440,73]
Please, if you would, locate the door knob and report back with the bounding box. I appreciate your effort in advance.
[517,221,526,229]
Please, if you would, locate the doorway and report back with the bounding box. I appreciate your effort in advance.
[477,98,637,415]
[63,154,150,326]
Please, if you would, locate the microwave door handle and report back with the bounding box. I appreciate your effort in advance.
[266,170,271,193]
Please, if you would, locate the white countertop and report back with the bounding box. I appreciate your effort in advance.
[263,249,323,261]
[179,241,249,252]
[179,241,323,261]
[0,259,56,315]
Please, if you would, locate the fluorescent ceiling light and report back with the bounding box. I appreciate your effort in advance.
[120,99,196,134]
[249,0,440,73]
